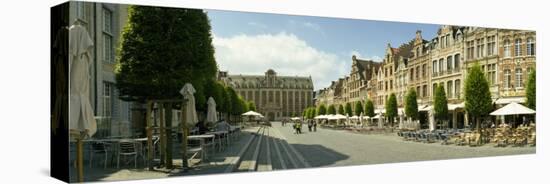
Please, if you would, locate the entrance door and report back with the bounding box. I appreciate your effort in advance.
[268,112,275,121]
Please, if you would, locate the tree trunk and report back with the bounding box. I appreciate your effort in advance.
[476,117,481,145]
[164,103,173,169]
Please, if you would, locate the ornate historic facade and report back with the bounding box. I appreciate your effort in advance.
[219,69,314,121]
[315,25,536,129]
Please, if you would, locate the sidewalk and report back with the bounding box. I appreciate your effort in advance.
[70,126,261,182]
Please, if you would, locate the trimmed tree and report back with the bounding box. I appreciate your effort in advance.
[526,70,536,110]
[433,84,448,129]
[354,101,363,116]
[405,88,419,120]
[310,108,317,119]
[464,63,493,144]
[317,104,327,115]
[364,98,375,117]
[328,104,337,115]
[248,101,256,111]
[116,6,217,169]
[345,102,352,116]
[385,93,398,127]
[338,104,345,115]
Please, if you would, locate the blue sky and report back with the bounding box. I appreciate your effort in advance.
[206,9,440,90]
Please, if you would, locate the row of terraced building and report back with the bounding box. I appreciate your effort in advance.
[315,25,536,129]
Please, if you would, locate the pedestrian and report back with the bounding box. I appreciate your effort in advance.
[313,121,317,132]
[308,120,313,132]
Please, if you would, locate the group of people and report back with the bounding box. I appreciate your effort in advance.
[287,119,317,134]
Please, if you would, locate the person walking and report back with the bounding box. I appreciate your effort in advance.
[307,120,313,132]
[313,121,317,132]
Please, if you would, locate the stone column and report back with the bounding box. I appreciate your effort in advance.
[452,110,457,129]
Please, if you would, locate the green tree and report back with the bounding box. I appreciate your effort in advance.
[354,101,364,116]
[317,104,327,115]
[433,84,448,128]
[405,88,419,120]
[464,63,493,144]
[385,93,398,127]
[345,102,352,116]
[526,70,536,110]
[310,108,317,119]
[328,104,337,115]
[227,87,241,121]
[364,98,375,117]
[338,104,345,115]
[115,6,217,169]
[248,101,256,111]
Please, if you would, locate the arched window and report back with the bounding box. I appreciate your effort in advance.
[504,69,511,89]
[516,68,523,88]
[527,37,535,56]
[504,39,511,57]
[515,38,522,56]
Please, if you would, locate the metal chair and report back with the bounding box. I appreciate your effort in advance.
[117,140,138,168]
[89,141,110,168]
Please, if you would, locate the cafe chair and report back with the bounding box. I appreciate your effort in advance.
[117,140,138,169]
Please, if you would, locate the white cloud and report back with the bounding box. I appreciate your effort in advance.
[213,32,347,90]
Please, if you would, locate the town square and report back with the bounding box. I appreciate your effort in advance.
[49,1,536,182]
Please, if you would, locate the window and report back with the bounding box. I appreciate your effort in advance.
[467,41,475,59]
[439,59,444,73]
[447,56,453,71]
[432,60,437,74]
[515,38,522,57]
[390,80,393,90]
[515,68,523,88]
[454,54,460,71]
[410,68,414,81]
[454,80,460,99]
[102,8,114,63]
[446,34,450,47]
[423,85,427,98]
[416,66,420,80]
[416,48,420,57]
[488,64,496,85]
[504,39,511,57]
[103,82,113,118]
[476,38,485,58]
[447,81,453,98]
[527,37,535,56]
[417,86,421,97]
[504,69,511,89]
[487,36,496,56]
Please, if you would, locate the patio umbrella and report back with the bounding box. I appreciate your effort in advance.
[69,24,96,138]
[180,83,198,127]
[490,102,535,116]
[206,97,218,123]
[242,111,262,116]
[68,23,95,183]
[291,117,301,121]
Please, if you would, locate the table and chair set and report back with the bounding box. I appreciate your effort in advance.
[70,125,243,169]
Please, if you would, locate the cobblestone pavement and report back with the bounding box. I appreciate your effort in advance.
[272,122,535,167]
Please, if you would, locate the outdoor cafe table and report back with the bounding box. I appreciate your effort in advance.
[188,134,215,160]
[77,136,158,167]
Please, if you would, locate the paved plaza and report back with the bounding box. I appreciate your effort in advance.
[72,122,535,182]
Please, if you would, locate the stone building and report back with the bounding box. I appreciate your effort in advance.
[496,29,536,104]
[317,25,536,130]
[407,31,432,105]
[219,69,314,121]
[429,26,466,129]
